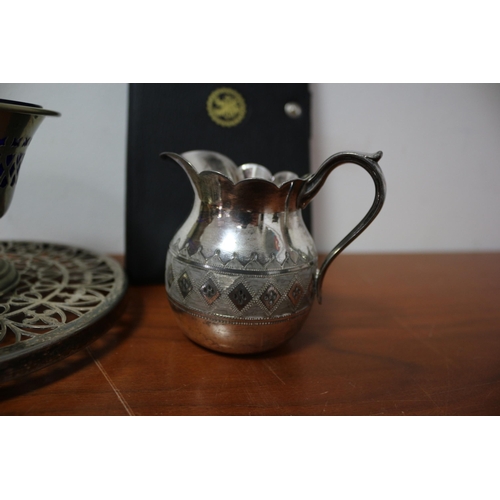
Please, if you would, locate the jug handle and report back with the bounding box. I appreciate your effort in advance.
[297,151,386,304]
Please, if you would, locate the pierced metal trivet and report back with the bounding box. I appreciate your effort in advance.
[0,241,127,382]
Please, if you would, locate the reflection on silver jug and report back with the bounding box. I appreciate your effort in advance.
[161,150,386,354]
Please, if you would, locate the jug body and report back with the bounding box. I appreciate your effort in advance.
[162,150,386,354]
[164,152,318,354]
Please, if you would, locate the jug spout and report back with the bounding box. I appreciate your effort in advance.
[160,150,244,198]
[160,152,201,196]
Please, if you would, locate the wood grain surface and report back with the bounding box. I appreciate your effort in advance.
[1,253,499,415]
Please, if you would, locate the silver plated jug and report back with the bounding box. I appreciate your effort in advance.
[161,150,386,354]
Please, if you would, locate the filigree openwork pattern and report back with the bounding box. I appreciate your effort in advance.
[0,242,126,351]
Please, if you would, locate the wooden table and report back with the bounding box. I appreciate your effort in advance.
[1,253,499,415]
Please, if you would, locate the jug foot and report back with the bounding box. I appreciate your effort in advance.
[168,298,311,354]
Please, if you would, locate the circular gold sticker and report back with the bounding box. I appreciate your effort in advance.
[206,87,246,127]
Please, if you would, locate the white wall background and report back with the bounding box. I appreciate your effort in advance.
[0,84,128,254]
[1,83,499,255]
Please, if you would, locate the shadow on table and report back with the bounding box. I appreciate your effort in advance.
[0,287,144,402]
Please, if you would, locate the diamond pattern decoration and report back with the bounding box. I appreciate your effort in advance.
[307,277,314,302]
[178,271,193,298]
[260,284,281,311]
[167,247,315,319]
[166,264,174,287]
[288,281,304,307]
[228,282,252,310]
[200,278,220,305]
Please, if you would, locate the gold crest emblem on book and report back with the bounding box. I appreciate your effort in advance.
[206,87,246,127]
